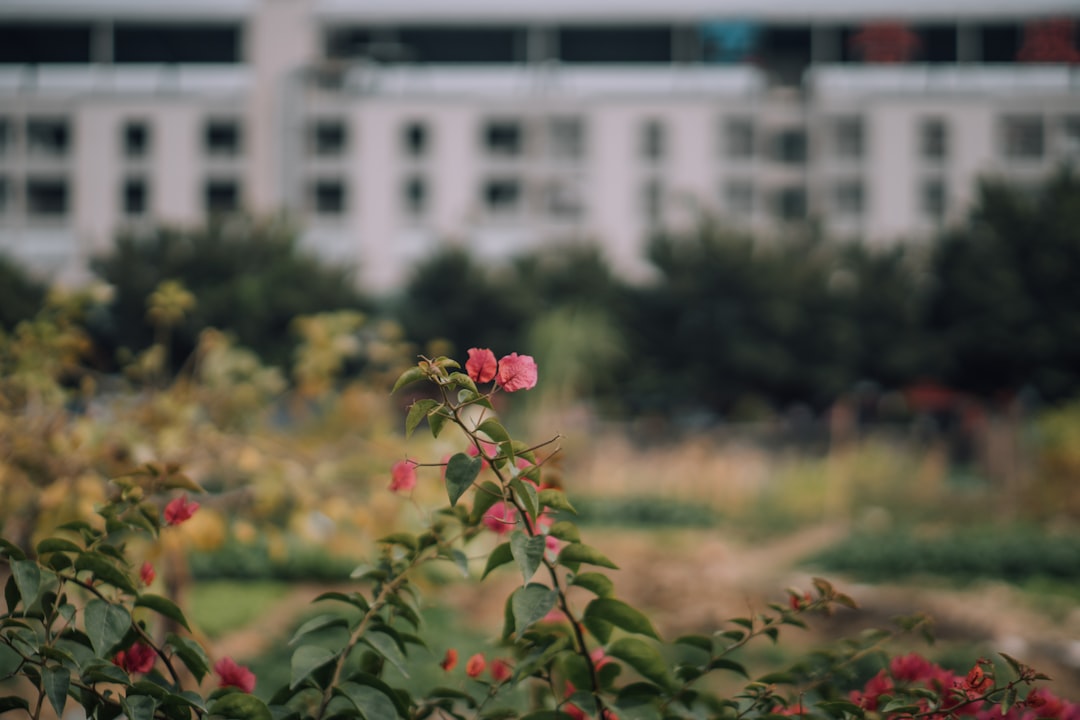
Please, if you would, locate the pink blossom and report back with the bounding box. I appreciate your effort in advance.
[440,648,458,671]
[389,460,417,493]
[490,659,512,683]
[114,642,156,674]
[139,562,156,586]
[890,653,935,683]
[482,502,518,534]
[496,353,538,392]
[214,657,256,693]
[465,348,498,383]
[465,653,486,678]
[164,494,199,526]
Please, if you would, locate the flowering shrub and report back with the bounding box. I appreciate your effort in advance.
[0,348,1076,720]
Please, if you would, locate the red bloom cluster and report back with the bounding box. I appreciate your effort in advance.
[113,642,156,674]
[440,650,512,683]
[850,654,1079,720]
[214,656,256,693]
[139,561,156,586]
[164,494,199,526]
[465,348,538,392]
[389,460,417,493]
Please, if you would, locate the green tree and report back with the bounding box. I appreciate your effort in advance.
[0,254,46,330]
[91,218,369,370]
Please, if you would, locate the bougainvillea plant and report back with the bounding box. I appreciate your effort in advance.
[1,349,1076,720]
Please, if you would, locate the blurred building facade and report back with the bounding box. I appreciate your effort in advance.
[0,0,1078,291]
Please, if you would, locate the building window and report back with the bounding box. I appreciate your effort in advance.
[642,177,664,224]
[0,119,12,157]
[204,118,242,158]
[641,119,665,162]
[544,177,584,219]
[308,119,347,158]
[122,121,150,159]
[772,186,807,221]
[1061,115,1080,155]
[1002,116,1044,160]
[402,175,427,217]
[26,118,70,158]
[122,177,148,216]
[833,117,864,160]
[309,178,346,216]
[26,178,69,219]
[204,179,241,214]
[483,120,523,157]
[402,121,429,158]
[482,177,521,216]
[919,118,948,162]
[920,177,946,222]
[548,117,584,160]
[0,177,10,216]
[833,179,864,216]
[772,129,807,164]
[724,180,754,217]
[724,118,755,160]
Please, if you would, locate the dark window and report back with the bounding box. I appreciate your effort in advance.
[0,118,11,156]
[545,178,583,218]
[641,119,665,162]
[0,177,10,215]
[773,186,807,221]
[772,129,807,164]
[402,121,429,157]
[643,178,664,223]
[981,23,1020,62]
[26,178,68,218]
[759,26,812,84]
[115,24,240,64]
[310,179,346,215]
[309,119,347,157]
[917,25,957,62]
[558,25,674,63]
[122,121,150,159]
[26,118,70,157]
[724,118,755,159]
[483,121,523,157]
[920,178,946,221]
[396,27,522,63]
[1002,116,1044,159]
[920,118,948,161]
[833,117,863,160]
[204,119,242,157]
[548,117,584,160]
[483,178,521,215]
[205,179,240,214]
[833,180,864,216]
[0,23,92,64]
[122,177,148,216]
[403,175,427,216]
[725,180,754,216]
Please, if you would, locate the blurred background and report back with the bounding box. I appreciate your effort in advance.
[1,0,1080,702]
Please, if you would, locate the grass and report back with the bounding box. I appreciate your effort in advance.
[186,580,291,639]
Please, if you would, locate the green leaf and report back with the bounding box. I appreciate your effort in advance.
[405,399,440,438]
[345,671,410,718]
[448,372,478,393]
[337,681,399,720]
[84,599,131,655]
[135,593,191,631]
[208,692,273,720]
[10,561,41,610]
[362,631,409,677]
[482,542,514,580]
[391,366,425,394]
[606,637,674,690]
[558,544,618,569]
[476,419,511,445]
[585,598,660,640]
[519,712,576,720]
[0,539,26,561]
[290,614,349,645]
[450,549,470,578]
[510,531,545,585]
[538,489,575,514]
[512,584,558,635]
[290,645,338,689]
[571,572,614,598]
[615,681,666,707]
[0,644,22,679]
[707,658,748,678]
[510,478,538,520]
[36,538,82,555]
[121,695,156,720]
[445,453,482,507]
[999,687,1017,715]
[428,409,449,438]
[43,666,69,717]
[548,521,581,543]
[75,553,138,594]
[471,481,503,523]
[377,533,418,552]
[167,633,210,681]
[0,697,30,715]
[674,635,713,653]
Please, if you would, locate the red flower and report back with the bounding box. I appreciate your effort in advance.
[440,648,458,671]
[466,348,498,383]
[139,562,156,586]
[389,460,417,493]
[482,502,518,534]
[214,656,256,693]
[1026,688,1067,718]
[114,642,156,674]
[890,653,935,683]
[850,669,894,711]
[465,653,486,678]
[788,591,812,611]
[490,658,512,683]
[164,494,199,526]
[564,705,588,720]
[496,353,538,393]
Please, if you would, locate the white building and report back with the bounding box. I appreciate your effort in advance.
[0,0,1077,291]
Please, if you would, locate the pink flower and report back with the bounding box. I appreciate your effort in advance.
[389,460,417,493]
[545,534,562,560]
[164,494,199,526]
[490,659,512,683]
[496,353,538,393]
[139,562,156,586]
[466,348,498,383]
[465,653,486,678]
[114,642,156,674]
[440,648,458,671]
[482,502,518,534]
[890,653,935,683]
[590,647,611,670]
[214,656,256,693]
